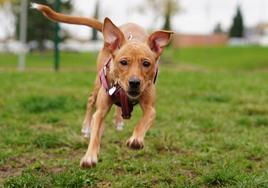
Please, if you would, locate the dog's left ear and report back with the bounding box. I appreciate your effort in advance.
[103,17,125,53]
[148,30,174,55]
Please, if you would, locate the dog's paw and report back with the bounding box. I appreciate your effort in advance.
[81,121,91,138]
[126,137,144,150]
[115,122,124,131]
[81,127,90,138]
[80,154,97,168]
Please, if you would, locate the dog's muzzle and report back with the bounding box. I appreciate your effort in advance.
[128,77,141,97]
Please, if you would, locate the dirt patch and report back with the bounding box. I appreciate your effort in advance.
[179,169,199,179]
[96,181,112,187]
[155,144,186,155]
[0,155,37,181]
[32,124,55,131]
[246,154,263,162]
[0,149,83,181]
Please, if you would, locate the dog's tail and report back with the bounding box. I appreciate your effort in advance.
[30,3,103,32]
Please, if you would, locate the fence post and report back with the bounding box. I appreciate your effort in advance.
[18,0,28,71]
[54,0,61,72]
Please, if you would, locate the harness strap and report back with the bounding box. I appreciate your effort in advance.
[99,59,111,91]
[112,88,132,119]
[153,63,159,84]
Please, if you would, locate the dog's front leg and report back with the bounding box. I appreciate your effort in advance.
[80,88,112,168]
[127,88,156,150]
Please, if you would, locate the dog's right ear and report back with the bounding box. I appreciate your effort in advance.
[103,18,125,53]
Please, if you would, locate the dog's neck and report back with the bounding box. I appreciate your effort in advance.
[99,59,138,119]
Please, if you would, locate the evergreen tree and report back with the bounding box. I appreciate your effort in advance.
[229,6,244,38]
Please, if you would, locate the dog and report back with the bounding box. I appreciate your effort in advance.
[32,3,173,168]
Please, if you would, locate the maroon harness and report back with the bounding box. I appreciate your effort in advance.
[99,58,158,119]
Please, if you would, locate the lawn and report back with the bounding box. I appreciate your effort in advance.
[1,46,268,187]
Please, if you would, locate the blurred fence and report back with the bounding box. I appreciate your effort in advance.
[172,33,228,48]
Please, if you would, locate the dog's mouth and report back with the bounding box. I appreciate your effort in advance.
[127,90,140,99]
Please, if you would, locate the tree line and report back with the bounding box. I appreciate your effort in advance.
[0,0,245,51]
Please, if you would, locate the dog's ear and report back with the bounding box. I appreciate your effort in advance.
[103,17,125,53]
[148,30,174,55]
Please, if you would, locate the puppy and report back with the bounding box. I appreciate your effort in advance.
[32,3,173,168]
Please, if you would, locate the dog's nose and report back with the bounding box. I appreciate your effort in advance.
[129,77,141,88]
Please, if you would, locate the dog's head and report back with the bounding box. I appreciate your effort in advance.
[103,18,173,100]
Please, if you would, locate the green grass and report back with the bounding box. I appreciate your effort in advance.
[171,46,268,70]
[1,46,268,187]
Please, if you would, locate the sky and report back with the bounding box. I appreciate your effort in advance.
[0,0,268,40]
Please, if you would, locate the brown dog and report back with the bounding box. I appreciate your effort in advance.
[32,3,173,168]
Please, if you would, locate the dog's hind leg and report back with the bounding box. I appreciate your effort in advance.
[82,78,101,138]
[113,107,124,131]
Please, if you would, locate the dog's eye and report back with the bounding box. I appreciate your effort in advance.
[143,60,151,67]
[120,60,128,66]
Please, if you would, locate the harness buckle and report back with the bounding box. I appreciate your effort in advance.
[108,86,116,96]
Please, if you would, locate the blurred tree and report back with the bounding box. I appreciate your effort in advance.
[91,0,99,41]
[162,0,178,30]
[0,0,13,5]
[214,22,224,34]
[140,0,179,30]
[10,0,72,51]
[229,6,244,38]
[0,1,16,40]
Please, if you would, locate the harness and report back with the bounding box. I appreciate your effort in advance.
[99,58,158,119]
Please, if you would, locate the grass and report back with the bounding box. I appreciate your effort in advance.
[171,46,268,70]
[1,46,268,187]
